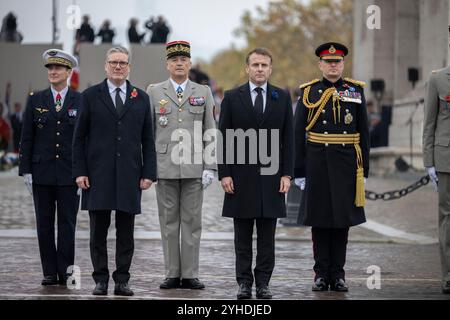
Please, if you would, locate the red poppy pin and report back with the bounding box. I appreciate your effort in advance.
[159,107,166,114]
[445,94,450,102]
[130,88,138,99]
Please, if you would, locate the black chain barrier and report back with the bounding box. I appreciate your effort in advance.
[365,175,430,201]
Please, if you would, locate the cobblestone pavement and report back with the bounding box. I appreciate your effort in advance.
[0,167,447,301]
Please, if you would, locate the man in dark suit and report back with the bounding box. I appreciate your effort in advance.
[18,49,80,286]
[72,46,157,296]
[218,48,294,299]
[294,42,370,292]
[10,102,23,153]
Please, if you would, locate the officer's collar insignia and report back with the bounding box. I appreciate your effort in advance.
[35,107,49,113]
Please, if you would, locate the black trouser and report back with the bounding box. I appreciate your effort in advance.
[89,210,135,284]
[233,218,277,287]
[32,184,79,279]
[311,227,349,283]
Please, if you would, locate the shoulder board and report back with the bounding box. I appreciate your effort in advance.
[344,77,366,87]
[299,79,320,89]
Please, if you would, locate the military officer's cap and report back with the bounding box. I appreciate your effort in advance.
[315,42,348,61]
[166,40,191,59]
[42,49,78,69]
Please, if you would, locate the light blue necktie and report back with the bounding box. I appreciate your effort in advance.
[176,85,183,101]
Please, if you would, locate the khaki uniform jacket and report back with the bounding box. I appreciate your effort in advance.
[423,66,450,173]
[146,79,217,179]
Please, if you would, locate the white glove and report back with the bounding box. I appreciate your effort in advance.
[427,166,438,192]
[294,177,306,190]
[23,173,33,196]
[364,178,367,185]
[202,170,215,189]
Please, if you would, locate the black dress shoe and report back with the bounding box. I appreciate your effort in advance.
[237,283,252,300]
[181,278,205,289]
[312,278,329,291]
[92,282,108,295]
[442,281,450,294]
[41,275,58,286]
[160,278,181,289]
[256,285,272,299]
[331,278,349,292]
[114,282,134,296]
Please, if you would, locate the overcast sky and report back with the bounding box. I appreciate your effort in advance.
[1,0,273,62]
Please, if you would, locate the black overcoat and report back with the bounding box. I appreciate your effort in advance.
[72,79,156,214]
[218,82,294,218]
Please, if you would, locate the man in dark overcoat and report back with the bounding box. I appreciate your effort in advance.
[72,46,157,296]
[218,47,294,299]
[294,42,370,292]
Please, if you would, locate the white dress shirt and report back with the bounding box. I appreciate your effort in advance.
[249,81,268,112]
[107,79,127,107]
[170,78,188,93]
[51,86,69,106]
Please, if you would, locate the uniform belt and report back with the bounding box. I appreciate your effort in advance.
[307,132,360,144]
[307,131,365,207]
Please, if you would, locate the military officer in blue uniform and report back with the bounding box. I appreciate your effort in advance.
[19,49,81,286]
[294,42,370,292]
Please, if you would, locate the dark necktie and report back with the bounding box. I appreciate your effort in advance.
[115,87,124,114]
[254,87,264,122]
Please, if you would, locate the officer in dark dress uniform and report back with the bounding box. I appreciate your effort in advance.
[294,42,370,292]
[19,49,80,286]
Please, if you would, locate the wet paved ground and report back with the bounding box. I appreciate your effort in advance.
[0,167,448,301]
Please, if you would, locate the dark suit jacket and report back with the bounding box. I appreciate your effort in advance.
[19,87,81,186]
[72,79,157,214]
[218,82,294,218]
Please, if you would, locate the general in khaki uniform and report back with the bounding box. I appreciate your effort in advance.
[422,29,450,294]
[294,42,370,292]
[146,41,216,289]
[19,49,80,286]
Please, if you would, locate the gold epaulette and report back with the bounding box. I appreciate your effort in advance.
[299,79,320,89]
[344,77,366,87]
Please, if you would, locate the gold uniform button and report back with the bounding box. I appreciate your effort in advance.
[179,108,182,112]
[56,155,60,159]
[343,131,347,134]
[56,144,60,148]
[57,121,61,125]
[324,132,328,135]
[56,132,60,136]
[323,120,327,124]
[325,143,329,147]
[321,109,326,114]
[342,143,346,146]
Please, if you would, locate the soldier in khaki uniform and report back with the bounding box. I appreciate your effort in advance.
[422,27,450,294]
[146,41,216,290]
